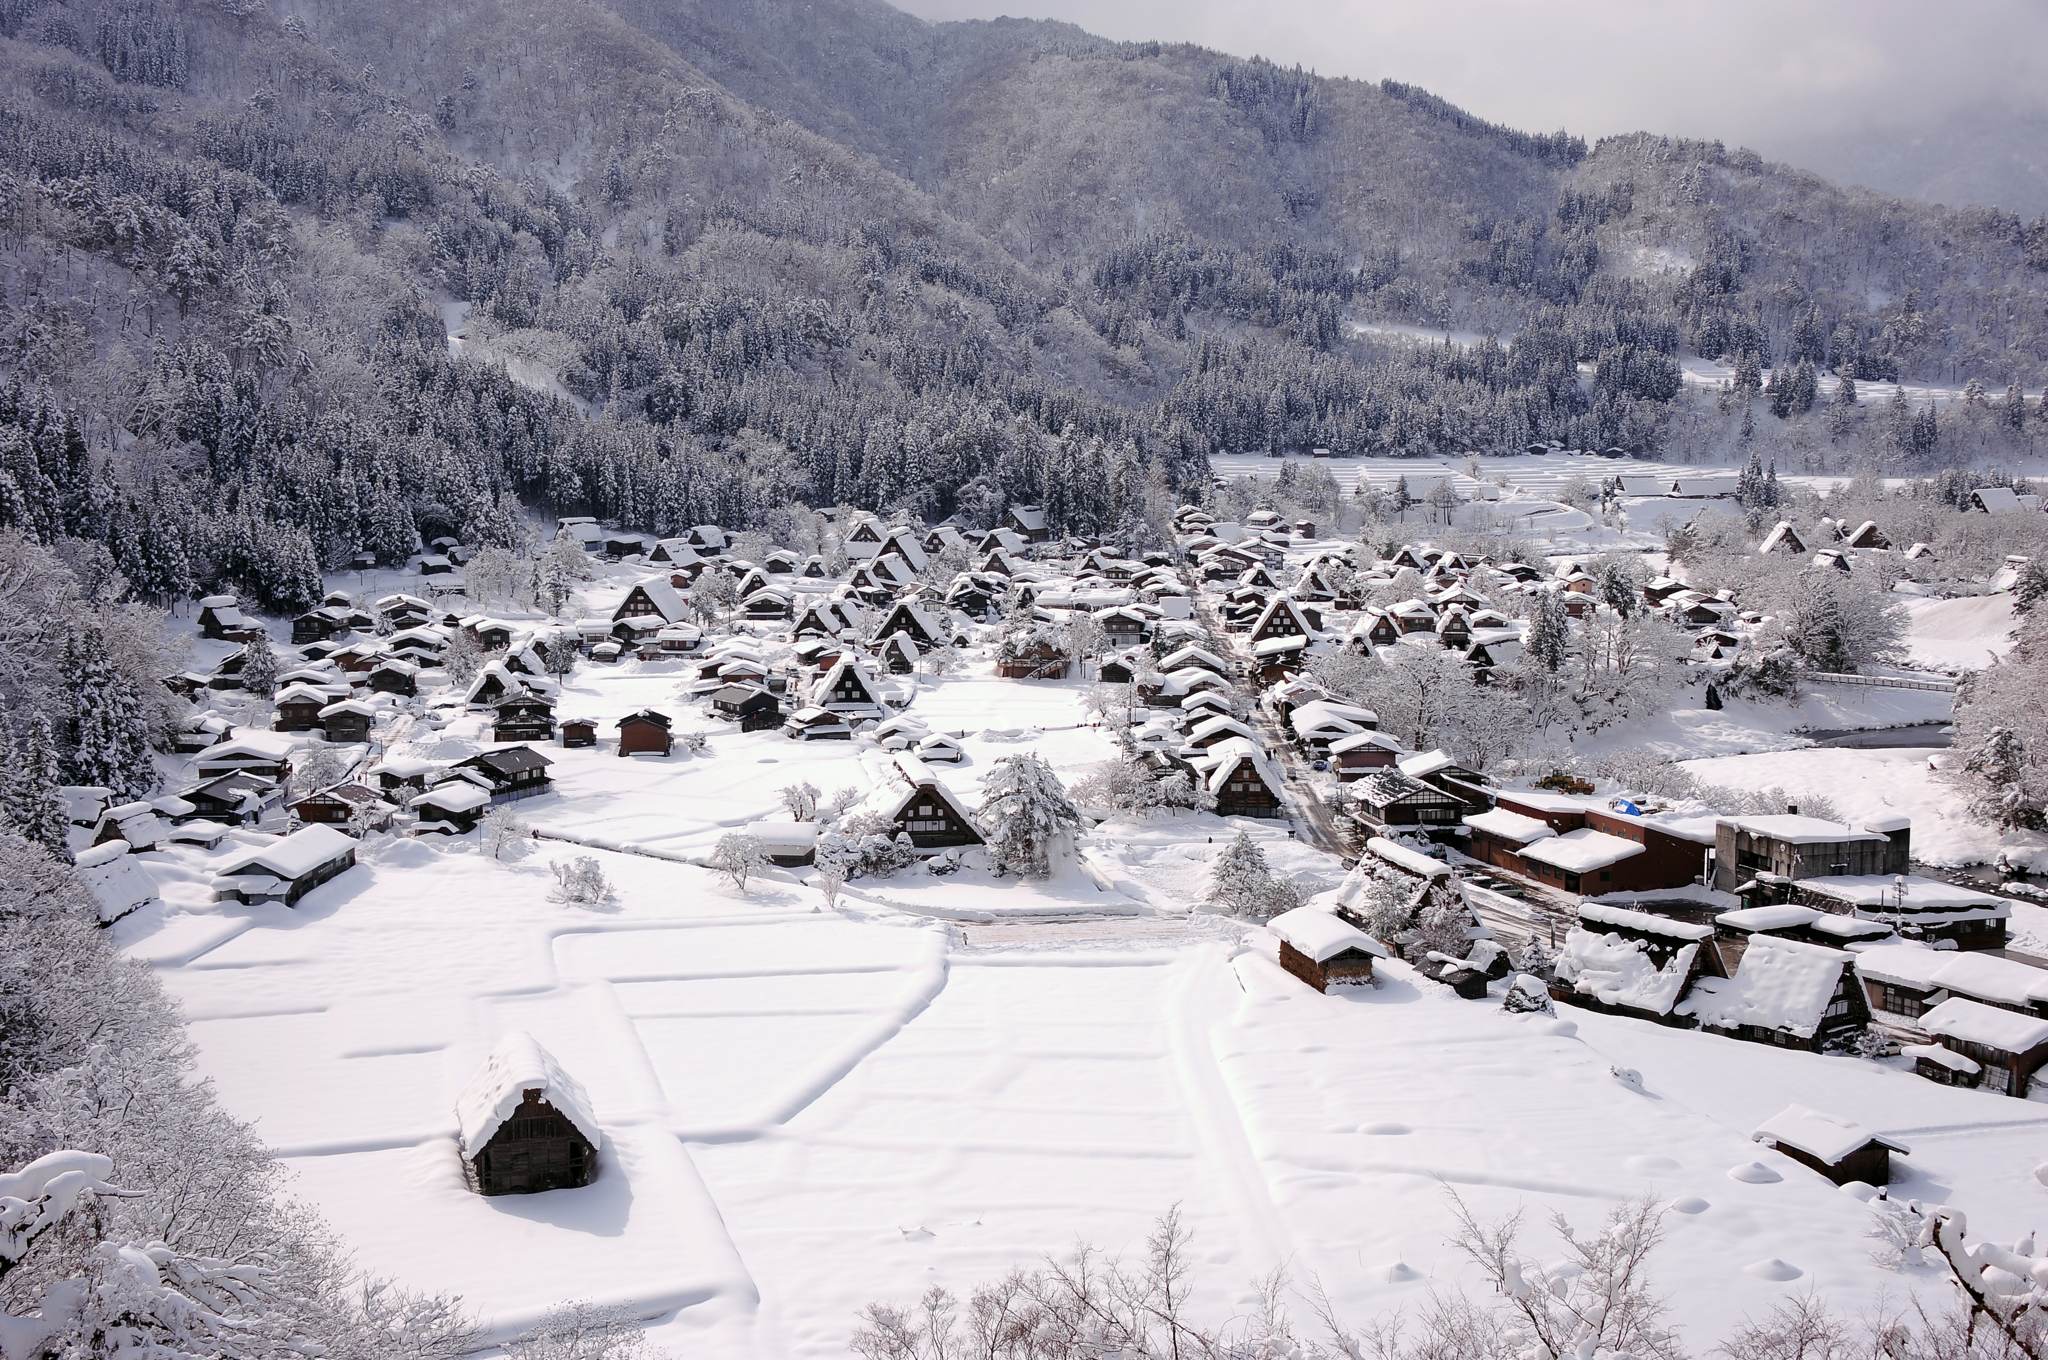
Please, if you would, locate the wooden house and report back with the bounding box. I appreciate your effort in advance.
[1348,770,1463,831]
[713,683,784,731]
[289,783,394,831]
[560,718,598,749]
[1758,521,1806,556]
[811,657,889,715]
[872,600,950,649]
[612,579,689,627]
[1004,503,1050,543]
[783,706,854,741]
[860,753,984,851]
[996,635,1069,680]
[1915,997,2048,1097]
[1269,907,1386,993]
[1678,935,1866,1051]
[272,684,332,733]
[195,735,294,783]
[211,825,357,907]
[367,659,420,697]
[878,632,920,675]
[455,747,554,803]
[318,699,376,745]
[616,709,674,757]
[410,780,491,834]
[1843,520,1890,550]
[493,695,557,743]
[197,596,263,642]
[1329,730,1405,780]
[456,1032,602,1196]
[1752,1105,1905,1186]
[1199,739,1285,819]
[369,756,438,801]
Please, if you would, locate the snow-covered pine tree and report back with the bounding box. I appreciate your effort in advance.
[238,633,278,697]
[67,627,157,799]
[1524,590,1571,673]
[976,753,1081,878]
[6,713,74,861]
[1205,829,1273,918]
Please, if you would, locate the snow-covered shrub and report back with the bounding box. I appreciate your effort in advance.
[778,782,821,821]
[819,816,917,879]
[548,856,615,906]
[1071,755,1209,817]
[977,753,1081,878]
[677,730,709,756]
[712,833,765,893]
[507,1300,666,1360]
[480,809,532,861]
[1204,831,1301,921]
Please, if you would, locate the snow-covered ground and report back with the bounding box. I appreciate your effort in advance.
[117,832,2048,1356]
[1678,745,2048,870]
[1894,592,2020,673]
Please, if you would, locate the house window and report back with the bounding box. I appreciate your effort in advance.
[1873,984,1926,1017]
[906,818,949,833]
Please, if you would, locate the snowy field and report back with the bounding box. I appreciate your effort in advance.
[117,815,2048,1356]
[1895,592,2020,673]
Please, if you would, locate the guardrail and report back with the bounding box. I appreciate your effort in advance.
[1804,671,1956,693]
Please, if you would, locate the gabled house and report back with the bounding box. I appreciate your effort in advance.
[1348,770,1463,832]
[211,825,358,907]
[1197,739,1285,819]
[615,709,674,757]
[1758,521,1806,556]
[612,579,689,626]
[454,747,554,803]
[493,695,557,743]
[456,1032,602,1196]
[1248,596,1319,646]
[811,656,889,715]
[712,683,784,731]
[860,753,984,851]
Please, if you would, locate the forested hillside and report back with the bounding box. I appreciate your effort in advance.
[1,0,2045,621]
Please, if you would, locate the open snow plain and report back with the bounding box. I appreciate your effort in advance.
[117,679,2048,1356]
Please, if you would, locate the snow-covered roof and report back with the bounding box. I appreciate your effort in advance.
[1714,903,1821,932]
[1798,875,2008,920]
[1973,486,2023,512]
[1919,996,2048,1053]
[1464,808,1555,845]
[1720,815,1885,845]
[219,825,355,881]
[1555,930,1697,1015]
[1517,829,1646,875]
[1680,936,1851,1039]
[413,782,491,814]
[1575,901,1715,941]
[1268,907,1386,964]
[1855,943,2048,1006]
[745,820,821,850]
[76,842,159,924]
[1364,836,1450,879]
[1328,729,1404,755]
[1752,1104,1904,1165]
[455,1031,603,1159]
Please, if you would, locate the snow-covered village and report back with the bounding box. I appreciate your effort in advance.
[8,3,2048,1359]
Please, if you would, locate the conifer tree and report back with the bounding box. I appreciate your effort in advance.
[67,627,157,799]
[6,713,74,860]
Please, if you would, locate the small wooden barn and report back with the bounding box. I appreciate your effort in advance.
[1268,907,1386,993]
[1751,1104,1906,1186]
[560,718,598,748]
[456,1032,602,1196]
[616,709,675,757]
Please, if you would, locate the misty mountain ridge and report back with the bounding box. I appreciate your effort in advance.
[0,0,2044,615]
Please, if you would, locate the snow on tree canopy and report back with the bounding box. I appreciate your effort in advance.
[456,1032,603,1159]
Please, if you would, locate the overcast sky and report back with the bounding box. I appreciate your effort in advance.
[896,0,2048,211]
